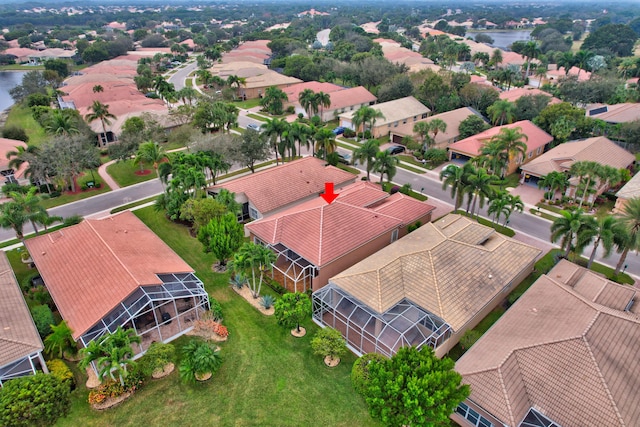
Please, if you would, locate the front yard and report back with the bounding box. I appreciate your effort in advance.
[52,207,378,427]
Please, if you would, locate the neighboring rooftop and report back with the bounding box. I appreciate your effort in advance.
[25,211,194,339]
[246,181,435,267]
[499,87,561,104]
[616,170,640,200]
[456,259,640,427]
[324,86,377,111]
[283,81,345,103]
[330,214,540,329]
[340,96,430,125]
[520,136,635,177]
[209,157,356,215]
[0,252,44,369]
[0,137,28,179]
[587,103,640,124]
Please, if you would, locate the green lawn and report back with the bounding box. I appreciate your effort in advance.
[107,160,157,187]
[54,207,378,427]
[0,64,44,71]
[397,154,430,170]
[246,113,267,122]
[5,103,48,146]
[40,174,110,209]
[233,98,262,109]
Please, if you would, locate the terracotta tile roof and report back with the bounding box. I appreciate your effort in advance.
[548,65,591,81]
[499,87,561,104]
[210,157,356,215]
[244,70,302,89]
[521,136,635,178]
[390,107,480,145]
[616,171,640,200]
[325,86,377,110]
[456,259,640,427]
[24,211,194,339]
[4,47,40,58]
[330,214,540,329]
[448,120,552,157]
[587,103,640,124]
[246,181,435,266]
[283,81,344,103]
[0,252,44,368]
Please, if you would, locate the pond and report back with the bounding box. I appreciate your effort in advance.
[467,30,533,50]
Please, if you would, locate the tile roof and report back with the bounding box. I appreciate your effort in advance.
[520,136,635,177]
[24,211,194,339]
[283,81,344,103]
[391,107,480,145]
[616,171,640,200]
[0,252,44,368]
[246,181,435,266]
[325,86,377,110]
[587,103,640,124]
[210,157,356,215]
[448,120,552,157]
[0,137,28,179]
[499,87,561,104]
[457,259,640,427]
[330,214,540,329]
[340,96,429,125]
[244,70,302,89]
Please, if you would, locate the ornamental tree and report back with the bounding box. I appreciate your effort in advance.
[310,327,347,363]
[274,292,311,333]
[197,212,244,268]
[361,346,470,427]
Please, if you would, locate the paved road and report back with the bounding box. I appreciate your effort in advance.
[167,60,199,91]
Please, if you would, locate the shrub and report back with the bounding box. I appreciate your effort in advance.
[20,271,41,293]
[311,327,347,361]
[389,185,400,194]
[297,113,304,119]
[460,330,482,349]
[46,359,75,390]
[408,221,422,233]
[286,105,295,114]
[229,272,247,289]
[209,297,223,321]
[1,125,29,142]
[363,130,372,140]
[343,128,356,138]
[0,373,71,427]
[213,323,229,338]
[179,339,222,383]
[63,215,83,226]
[260,294,275,309]
[399,183,412,195]
[310,116,322,127]
[30,304,54,338]
[423,148,448,165]
[140,342,176,376]
[351,353,386,395]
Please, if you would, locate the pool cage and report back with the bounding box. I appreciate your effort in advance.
[0,352,48,386]
[267,243,317,293]
[312,284,452,357]
[79,273,209,358]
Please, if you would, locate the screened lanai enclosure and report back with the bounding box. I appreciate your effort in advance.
[312,284,452,357]
[267,243,317,293]
[0,352,48,386]
[78,273,209,357]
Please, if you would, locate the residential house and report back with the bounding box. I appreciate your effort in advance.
[0,137,30,191]
[614,171,640,213]
[207,157,357,221]
[282,81,345,117]
[520,136,635,203]
[454,259,640,427]
[373,38,437,73]
[246,181,435,293]
[0,252,48,385]
[546,65,591,83]
[313,214,540,358]
[498,87,561,105]
[24,212,210,362]
[339,96,430,139]
[389,107,482,148]
[448,120,553,175]
[316,86,377,122]
[240,70,302,100]
[586,102,640,125]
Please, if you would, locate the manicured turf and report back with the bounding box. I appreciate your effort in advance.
[107,160,157,187]
[40,174,110,209]
[54,207,378,427]
[5,103,48,146]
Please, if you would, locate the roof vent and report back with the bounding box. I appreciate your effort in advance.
[624,298,635,312]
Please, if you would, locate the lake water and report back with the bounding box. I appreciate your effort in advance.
[0,71,26,112]
[468,30,533,50]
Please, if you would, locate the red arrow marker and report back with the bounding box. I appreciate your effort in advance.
[321,182,339,204]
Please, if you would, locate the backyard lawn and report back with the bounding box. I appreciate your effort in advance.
[5,103,48,146]
[53,207,378,427]
[107,159,157,187]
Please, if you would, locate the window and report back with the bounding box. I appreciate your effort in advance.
[403,119,407,124]
[394,122,398,127]
[413,116,417,121]
[249,207,259,219]
[391,229,399,242]
[520,408,561,427]
[536,147,542,155]
[528,151,533,158]
[456,402,494,427]
[421,113,428,119]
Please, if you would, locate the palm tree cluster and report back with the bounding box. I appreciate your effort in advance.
[79,326,141,386]
[439,162,501,218]
[298,89,331,121]
[260,86,289,115]
[413,119,447,152]
[569,161,623,208]
[475,126,528,178]
[0,186,61,241]
[538,171,570,202]
[352,105,385,140]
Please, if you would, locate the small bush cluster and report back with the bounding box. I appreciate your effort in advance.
[209,297,223,321]
[260,294,275,309]
[87,365,145,405]
[139,342,176,377]
[343,128,356,138]
[351,353,386,395]
[30,305,54,338]
[46,359,75,390]
[213,323,229,338]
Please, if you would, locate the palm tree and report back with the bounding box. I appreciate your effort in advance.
[550,208,594,258]
[314,128,337,160]
[489,126,528,177]
[373,150,400,184]
[45,110,79,135]
[413,121,432,151]
[478,139,508,178]
[574,50,594,78]
[578,215,618,269]
[464,167,495,218]
[261,118,289,165]
[521,41,541,79]
[260,86,288,115]
[85,100,116,145]
[428,119,447,145]
[351,107,366,141]
[231,242,276,298]
[538,171,569,202]
[44,320,76,358]
[505,193,524,225]
[486,100,516,126]
[92,84,104,93]
[570,161,601,208]
[226,74,246,98]
[365,107,385,134]
[488,191,511,224]
[557,51,575,75]
[490,49,503,68]
[440,162,476,211]
[80,326,140,386]
[299,89,317,118]
[135,141,167,182]
[614,197,640,274]
[179,340,222,383]
[287,122,311,157]
[314,91,331,121]
[353,139,381,181]
[7,186,49,236]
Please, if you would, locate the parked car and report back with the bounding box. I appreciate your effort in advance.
[337,153,352,165]
[386,145,406,155]
[332,126,346,135]
[247,123,261,131]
